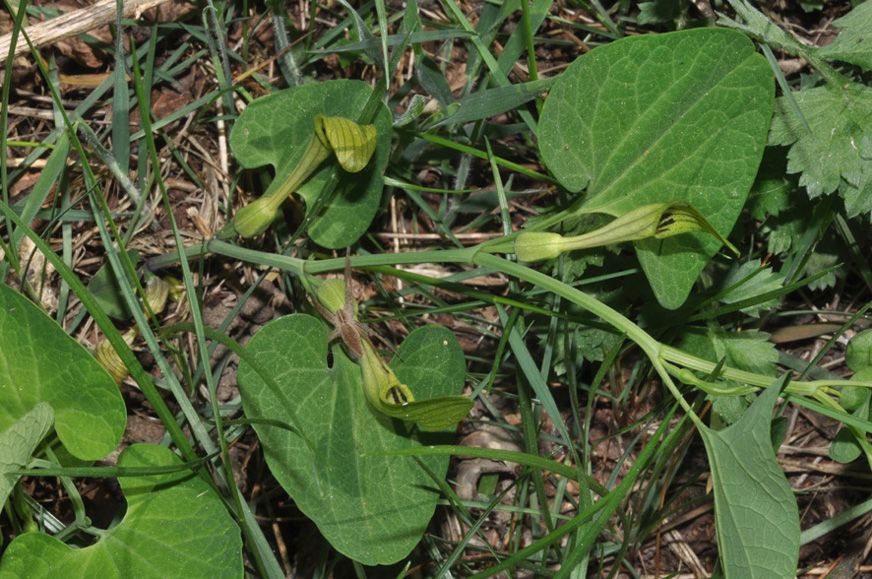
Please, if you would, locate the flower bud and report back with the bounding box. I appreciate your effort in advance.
[357,337,472,431]
[228,196,284,238]
[514,231,567,263]
[317,278,348,315]
[95,328,139,385]
[143,276,169,316]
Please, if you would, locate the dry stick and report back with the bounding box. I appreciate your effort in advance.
[0,0,173,62]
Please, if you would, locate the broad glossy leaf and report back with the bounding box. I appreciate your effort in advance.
[0,444,242,578]
[229,80,392,248]
[699,376,800,578]
[0,283,125,460]
[237,316,466,565]
[539,28,773,308]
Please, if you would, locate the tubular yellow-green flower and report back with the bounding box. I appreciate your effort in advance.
[515,200,738,262]
[226,114,378,238]
[358,338,473,431]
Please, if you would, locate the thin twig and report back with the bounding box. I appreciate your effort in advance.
[0,0,172,62]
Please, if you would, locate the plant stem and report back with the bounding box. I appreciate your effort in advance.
[146,240,867,421]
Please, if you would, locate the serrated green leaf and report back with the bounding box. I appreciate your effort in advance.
[716,0,806,53]
[768,84,872,218]
[803,239,842,290]
[237,316,466,565]
[699,375,800,579]
[716,259,785,317]
[0,283,125,460]
[637,0,681,26]
[814,2,872,71]
[746,147,797,220]
[679,326,779,377]
[0,444,242,578]
[538,28,772,309]
[754,196,818,256]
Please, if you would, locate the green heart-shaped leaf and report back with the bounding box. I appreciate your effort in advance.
[699,377,800,578]
[237,315,466,565]
[230,80,392,248]
[0,283,125,460]
[87,249,140,320]
[539,28,773,308]
[0,444,242,578]
[0,403,53,511]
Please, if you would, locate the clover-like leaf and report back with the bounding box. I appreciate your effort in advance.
[237,315,466,565]
[0,283,125,460]
[229,80,392,247]
[0,444,242,578]
[538,28,773,308]
[847,329,872,372]
[829,367,872,464]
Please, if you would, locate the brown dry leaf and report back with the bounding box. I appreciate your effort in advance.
[54,36,108,68]
[446,61,467,93]
[18,237,58,313]
[8,169,43,200]
[45,0,113,68]
[0,55,39,91]
[138,0,195,22]
[151,88,190,119]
